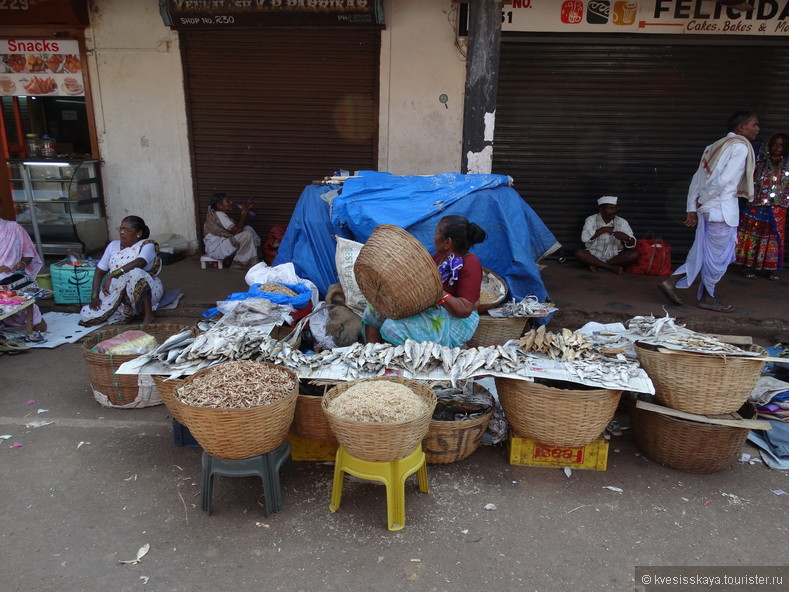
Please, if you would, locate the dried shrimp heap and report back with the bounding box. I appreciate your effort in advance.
[259,282,297,297]
[479,289,498,305]
[328,381,429,423]
[176,360,295,409]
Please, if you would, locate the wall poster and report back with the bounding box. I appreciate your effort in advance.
[0,38,84,97]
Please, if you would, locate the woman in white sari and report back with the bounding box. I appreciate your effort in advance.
[79,216,163,326]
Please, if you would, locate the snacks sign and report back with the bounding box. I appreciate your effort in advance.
[0,39,84,98]
[502,0,789,36]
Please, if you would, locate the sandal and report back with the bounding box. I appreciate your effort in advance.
[743,270,757,279]
[696,300,735,313]
[769,274,780,281]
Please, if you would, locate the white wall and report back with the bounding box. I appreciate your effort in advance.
[86,0,196,248]
[379,0,467,174]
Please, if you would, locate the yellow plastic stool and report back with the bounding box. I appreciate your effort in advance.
[329,445,429,531]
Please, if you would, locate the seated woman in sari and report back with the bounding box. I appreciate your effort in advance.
[0,218,47,332]
[203,192,261,270]
[79,216,163,326]
[363,215,487,348]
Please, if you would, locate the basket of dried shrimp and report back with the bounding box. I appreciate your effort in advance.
[477,268,508,312]
[322,377,437,462]
[82,323,191,407]
[167,360,298,459]
[496,377,622,447]
[353,224,443,320]
[634,342,766,415]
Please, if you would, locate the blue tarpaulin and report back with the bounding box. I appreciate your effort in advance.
[274,171,560,303]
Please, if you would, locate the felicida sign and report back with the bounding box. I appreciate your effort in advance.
[501,0,789,36]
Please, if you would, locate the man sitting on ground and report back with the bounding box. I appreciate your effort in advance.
[574,195,638,274]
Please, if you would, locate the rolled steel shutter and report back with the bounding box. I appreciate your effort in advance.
[181,29,379,241]
[493,36,789,258]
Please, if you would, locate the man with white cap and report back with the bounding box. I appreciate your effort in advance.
[659,110,759,313]
[574,196,638,273]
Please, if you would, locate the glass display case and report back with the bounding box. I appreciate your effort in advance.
[7,158,108,256]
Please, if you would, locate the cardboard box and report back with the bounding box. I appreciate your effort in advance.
[288,432,338,462]
[51,260,95,304]
[508,432,608,471]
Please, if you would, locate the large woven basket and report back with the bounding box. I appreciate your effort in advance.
[631,401,755,474]
[496,377,622,447]
[166,362,298,459]
[422,410,493,464]
[634,342,766,415]
[153,375,186,424]
[466,314,530,348]
[353,224,443,319]
[292,381,338,443]
[323,377,437,462]
[82,324,191,407]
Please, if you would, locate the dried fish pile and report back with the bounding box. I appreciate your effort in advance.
[627,313,683,337]
[492,295,551,317]
[519,326,595,362]
[566,359,641,388]
[176,361,295,408]
[327,381,428,422]
[479,289,499,305]
[651,333,752,355]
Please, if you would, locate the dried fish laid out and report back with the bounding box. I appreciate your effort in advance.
[627,313,684,337]
[642,332,760,356]
[431,381,494,421]
[489,295,554,318]
[326,381,428,422]
[565,359,642,389]
[176,360,295,409]
[519,326,596,362]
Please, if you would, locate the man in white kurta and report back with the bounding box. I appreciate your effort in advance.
[659,111,758,312]
[575,195,638,273]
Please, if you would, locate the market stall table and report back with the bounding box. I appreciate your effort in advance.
[0,297,35,335]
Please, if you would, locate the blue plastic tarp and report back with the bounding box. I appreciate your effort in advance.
[274,171,560,303]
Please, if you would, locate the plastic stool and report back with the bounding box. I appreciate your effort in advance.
[200,439,292,516]
[200,255,224,269]
[329,445,429,531]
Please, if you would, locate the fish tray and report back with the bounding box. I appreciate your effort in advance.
[82,324,191,407]
[323,377,436,462]
[508,432,609,471]
[496,377,622,447]
[630,401,755,474]
[634,342,765,415]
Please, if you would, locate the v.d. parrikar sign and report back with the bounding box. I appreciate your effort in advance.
[501,0,789,36]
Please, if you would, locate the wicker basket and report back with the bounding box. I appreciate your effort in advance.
[292,381,338,444]
[82,324,191,407]
[166,362,298,459]
[496,377,622,447]
[422,410,493,464]
[466,314,530,348]
[478,268,508,312]
[634,342,766,415]
[323,377,437,462]
[153,375,186,424]
[631,401,755,474]
[354,224,443,320]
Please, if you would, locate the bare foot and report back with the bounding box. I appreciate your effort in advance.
[616,266,624,275]
[141,315,155,327]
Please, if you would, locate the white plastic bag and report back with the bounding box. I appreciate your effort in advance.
[335,237,368,315]
[245,261,319,309]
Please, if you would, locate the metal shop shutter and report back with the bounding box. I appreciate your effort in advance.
[181,29,379,241]
[493,37,789,258]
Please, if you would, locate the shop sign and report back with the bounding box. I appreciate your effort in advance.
[0,0,89,26]
[159,0,384,28]
[501,0,789,36]
[0,39,85,97]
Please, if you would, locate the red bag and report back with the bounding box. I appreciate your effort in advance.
[627,233,672,276]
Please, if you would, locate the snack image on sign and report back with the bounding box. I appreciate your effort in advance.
[25,54,45,72]
[61,77,83,95]
[22,75,57,94]
[45,54,63,73]
[4,54,25,73]
[327,381,429,423]
[0,76,15,95]
[64,54,81,73]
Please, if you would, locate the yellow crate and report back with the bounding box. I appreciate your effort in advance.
[508,432,608,471]
[288,432,338,462]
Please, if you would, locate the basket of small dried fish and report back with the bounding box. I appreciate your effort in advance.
[631,400,755,474]
[292,380,337,444]
[323,377,437,462]
[168,360,298,459]
[354,224,443,320]
[496,377,622,447]
[634,342,766,415]
[466,314,530,348]
[422,382,494,464]
[477,268,508,312]
[82,324,192,407]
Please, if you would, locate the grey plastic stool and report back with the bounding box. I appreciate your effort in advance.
[200,439,292,516]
